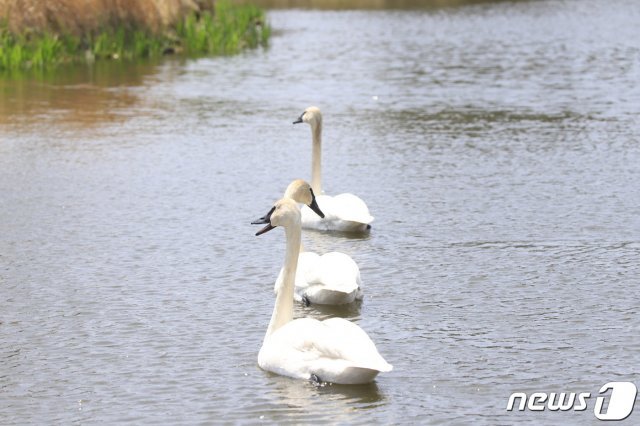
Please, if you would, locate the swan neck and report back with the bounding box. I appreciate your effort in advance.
[265,224,301,338]
[311,123,322,194]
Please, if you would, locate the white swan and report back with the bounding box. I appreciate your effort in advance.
[293,106,374,233]
[253,198,392,384]
[275,179,363,305]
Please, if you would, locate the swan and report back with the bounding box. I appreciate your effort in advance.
[275,179,363,305]
[293,106,374,233]
[253,198,392,384]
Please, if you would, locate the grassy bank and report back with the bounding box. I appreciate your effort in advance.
[234,0,517,9]
[0,1,270,71]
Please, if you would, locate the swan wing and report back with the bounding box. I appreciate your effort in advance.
[332,193,374,224]
[260,318,392,383]
[285,318,392,372]
[275,252,359,305]
[292,252,321,301]
[313,252,361,294]
[296,251,362,304]
[318,317,392,372]
[295,252,321,287]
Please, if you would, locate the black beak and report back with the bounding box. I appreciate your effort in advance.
[252,206,276,236]
[293,112,304,124]
[308,188,325,218]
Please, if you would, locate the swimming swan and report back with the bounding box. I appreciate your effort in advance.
[276,179,363,305]
[293,106,374,233]
[253,198,392,384]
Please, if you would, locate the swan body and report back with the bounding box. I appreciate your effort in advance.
[302,194,373,233]
[275,251,363,305]
[258,317,391,384]
[294,106,374,233]
[253,198,392,384]
[277,179,364,305]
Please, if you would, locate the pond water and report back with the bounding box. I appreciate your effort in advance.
[1,0,640,424]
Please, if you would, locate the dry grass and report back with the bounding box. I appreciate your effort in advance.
[0,0,215,35]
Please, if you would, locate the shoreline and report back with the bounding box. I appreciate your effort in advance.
[0,0,270,71]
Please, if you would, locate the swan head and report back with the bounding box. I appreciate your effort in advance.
[252,198,301,236]
[284,179,324,219]
[293,106,322,129]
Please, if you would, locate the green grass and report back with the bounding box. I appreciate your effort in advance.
[177,2,270,55]
[0,1,270,71]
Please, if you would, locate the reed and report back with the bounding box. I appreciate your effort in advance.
[0,1,269,71]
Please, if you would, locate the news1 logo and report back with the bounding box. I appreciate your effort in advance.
[506,382,637,421]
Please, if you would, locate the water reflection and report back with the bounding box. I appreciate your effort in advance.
[264,373,386,419]
[315,381,386,407]
[302,229,372,255]
[0,60,162,127]
[300,298,363,320]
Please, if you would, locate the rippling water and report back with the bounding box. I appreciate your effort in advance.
[1,0,639,424]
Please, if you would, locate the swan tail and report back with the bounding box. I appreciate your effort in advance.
[320,317,392,372]
[304,287,358,305]
[332,193,374,224]
[324,366,383,385]
[312,360,392,384]
[347,353,393,373]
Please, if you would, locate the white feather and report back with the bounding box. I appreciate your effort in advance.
[259,317,392,385]
[257,198,391,384]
